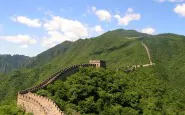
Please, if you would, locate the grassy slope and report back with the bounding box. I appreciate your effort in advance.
[24,41,73,68]
[144,34,185,89]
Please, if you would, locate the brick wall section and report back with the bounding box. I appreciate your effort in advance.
[17,93,47,115]
[17,64,96,115]
[17,92,63,115]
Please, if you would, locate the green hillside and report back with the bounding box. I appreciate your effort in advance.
[0,55,29,73]
[144,34,185,89]
[0,29,148,101]
[1,29,185,114]
[24,41,73,68]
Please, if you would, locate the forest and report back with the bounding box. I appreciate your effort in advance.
[37,67,185,115]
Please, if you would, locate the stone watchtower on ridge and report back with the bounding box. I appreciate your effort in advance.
[89,60,106,68]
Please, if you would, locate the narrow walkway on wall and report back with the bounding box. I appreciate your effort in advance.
[121,39,155,73]
[17,64,96,115]
[141,40,155,67]
[125,36,155,67]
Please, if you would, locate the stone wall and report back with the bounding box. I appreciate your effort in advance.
[17,64,96,115]
[17,92,63,115]
[17,93,47,115]
[19,64,96,94]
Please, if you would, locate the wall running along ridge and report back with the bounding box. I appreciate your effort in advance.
[122,40,155,73]
[17,64,96,115]
[141,41,154,65]
[17,41,154,114]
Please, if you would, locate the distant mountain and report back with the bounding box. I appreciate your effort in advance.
[0,54,29,73]
[24,41,73,68]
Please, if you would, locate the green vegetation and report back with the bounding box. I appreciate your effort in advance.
[24,41,73,68]
[0,101,30,115]
[0,54,29,73]
[144,34,185,89]
[0,29,185,114]
[37,67,185,114]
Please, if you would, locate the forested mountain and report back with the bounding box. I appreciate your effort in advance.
[24,29,147,68]
[0,55,29,73]
[0,41,73,73]
[1,29,185,114]
[24,41,73,68]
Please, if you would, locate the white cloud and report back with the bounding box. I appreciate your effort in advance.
[141,28,156,34]
[12,16,41,27]
[114,8,141,26]
[0,35,36,44]
[20,44,28,48]
[174,3,185,17]
[92,6,112,22]
[42,16,90,47]
[42,31,68,47]
[157,0,184,2]
[93,25,104,34]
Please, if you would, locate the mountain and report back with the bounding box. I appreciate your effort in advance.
[24,41,73,68]
[1,29,185,114]
[23,29,147,68]
[0,29,148,101]
[0,54,30,73]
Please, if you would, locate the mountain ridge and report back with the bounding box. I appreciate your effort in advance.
[0,54,30,73]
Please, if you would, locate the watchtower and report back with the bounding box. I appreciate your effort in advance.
[89,60,106,68]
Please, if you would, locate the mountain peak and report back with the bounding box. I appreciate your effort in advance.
[100,29,147,38]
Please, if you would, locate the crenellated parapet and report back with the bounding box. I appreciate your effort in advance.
[17,61,103,115]
[19,64,96,94]
[17,93,47,115]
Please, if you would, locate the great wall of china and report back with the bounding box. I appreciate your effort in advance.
[17,41,154,115]
[122,40,155,73]
[17,64,97,115]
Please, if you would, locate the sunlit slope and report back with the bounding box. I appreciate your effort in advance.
[144,34,185,88]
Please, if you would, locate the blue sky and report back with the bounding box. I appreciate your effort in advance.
[0,0,185,56]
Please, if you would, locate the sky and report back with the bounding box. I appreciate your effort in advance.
[0,0,185,57]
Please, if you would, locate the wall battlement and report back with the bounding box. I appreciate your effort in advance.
[89,60,106,68]
[17,61,103,115]
[17,93,47,115]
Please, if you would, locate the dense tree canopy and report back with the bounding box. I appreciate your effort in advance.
[37,67,185,115]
